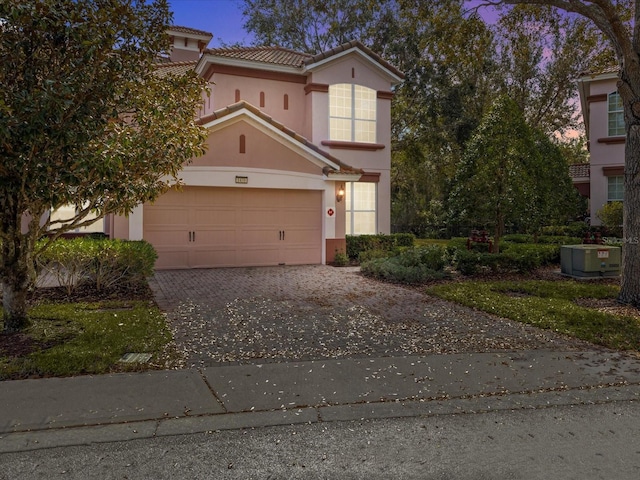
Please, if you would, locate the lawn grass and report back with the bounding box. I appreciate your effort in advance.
[427,280,640,351]
[0,301,175,380]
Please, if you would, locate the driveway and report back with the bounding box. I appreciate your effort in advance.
[150,265,593,368]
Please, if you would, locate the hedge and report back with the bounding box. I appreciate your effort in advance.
[346,233,415,260]
[360,245,446,284]
[37,238,157,294]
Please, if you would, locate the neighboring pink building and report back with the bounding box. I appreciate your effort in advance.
[106,26,403,268]
[577,67,624,224]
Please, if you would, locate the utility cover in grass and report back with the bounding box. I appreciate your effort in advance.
[119,353,153,363]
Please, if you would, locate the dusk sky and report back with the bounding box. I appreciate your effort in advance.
[168,0,252,47]
[167,0,499,50]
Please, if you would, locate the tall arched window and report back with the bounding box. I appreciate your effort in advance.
[329,84,376,143]
[608,92,624,136]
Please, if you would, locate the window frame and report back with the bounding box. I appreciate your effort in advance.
[607,175,624,202]
[345,181,377,235]
[329,83,377,144]
[608,92,625,137]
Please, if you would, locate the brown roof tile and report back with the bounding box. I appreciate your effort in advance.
[580,65,619,77]
[204,46,312,67]
[153,61,197,77]
[197,101,363,175]
[169,25,213,38]
[569,163,590,179]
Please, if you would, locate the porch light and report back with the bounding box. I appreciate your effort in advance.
[336,184,345,202]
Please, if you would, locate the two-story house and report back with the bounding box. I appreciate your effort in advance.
[104,26,403,268]
[576,67,624,224]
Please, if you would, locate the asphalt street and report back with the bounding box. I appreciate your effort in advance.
[1,400,639,480]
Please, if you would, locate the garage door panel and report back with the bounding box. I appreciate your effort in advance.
[191,208,237,226]
[154,249,190,269]
[281,246,321,264]
[190,247,238,268]
[145,187,322,269]
[145,207,189,227]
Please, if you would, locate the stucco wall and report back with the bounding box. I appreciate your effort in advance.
[585,77,625,224]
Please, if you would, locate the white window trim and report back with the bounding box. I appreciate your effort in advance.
[329,84,376,143]
[608,92,625,137]
[346,181,378,235]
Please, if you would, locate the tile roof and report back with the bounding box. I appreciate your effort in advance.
[169,25,213,38]
[204,41,404,79]
[580,65,619,77]
[306,40,404,79]
[197,101,363,175]
[569,163,590,179]
[153,61,197,77]
[204,46,312,67]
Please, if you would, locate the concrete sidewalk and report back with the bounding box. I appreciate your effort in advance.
[2,350,640,453]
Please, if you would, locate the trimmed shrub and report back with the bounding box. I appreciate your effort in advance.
[360,245,446,284]
[358,248,392,263]
[36,239,94,295]
[501,234,532,244]
[597,201,623,238]
[346,233,415,260]
[450,243,559,275]
[37,238,157,293]
[537,235,582,245]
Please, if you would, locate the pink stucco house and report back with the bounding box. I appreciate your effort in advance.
[576,67,624,224]
[103,26,403,269]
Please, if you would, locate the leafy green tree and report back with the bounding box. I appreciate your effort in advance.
[240,0,393,53]
[496,0,640,310]
[493,4,613,136]
[450,96,579,252]
[0,0,208,332]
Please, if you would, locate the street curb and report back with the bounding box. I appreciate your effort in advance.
[2,383,638,454]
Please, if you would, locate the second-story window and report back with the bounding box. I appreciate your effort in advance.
[608,92,625,137]
[329,84,376,143]
[608,175,624,202]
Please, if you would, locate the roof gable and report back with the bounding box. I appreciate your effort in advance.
[197,101,362,176]
[304,41,404,84]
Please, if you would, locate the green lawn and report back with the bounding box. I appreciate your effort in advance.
[427,280,640,351]
[0,301,176,380]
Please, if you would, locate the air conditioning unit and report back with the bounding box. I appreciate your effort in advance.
[561,245,621,278]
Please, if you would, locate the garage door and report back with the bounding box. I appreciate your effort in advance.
[144,187,322,269]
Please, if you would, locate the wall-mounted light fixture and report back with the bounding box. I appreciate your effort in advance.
[336,184,345,202]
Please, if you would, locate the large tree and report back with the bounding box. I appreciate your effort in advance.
[240,0,394,53]
[494,0,640,306]
[0,0,208,332]
[450,96,580,251]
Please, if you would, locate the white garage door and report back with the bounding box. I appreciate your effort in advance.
[144,187,322,269]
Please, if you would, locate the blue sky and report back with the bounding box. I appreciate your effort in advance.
[167,1,499,49]
[168,0,252,47]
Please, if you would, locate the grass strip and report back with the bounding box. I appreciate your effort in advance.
[0,301,173,380]
[427,280,640,351]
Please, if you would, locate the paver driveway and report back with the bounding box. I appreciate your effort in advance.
[150,265,593,368]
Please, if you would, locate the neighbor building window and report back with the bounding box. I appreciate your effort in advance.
[607,175,624,202]
[345,182,377,234]
[608,92,625,137]
[49,204,103,233]
[329,84,376,143]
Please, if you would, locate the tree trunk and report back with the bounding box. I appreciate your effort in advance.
[1,234,33,333]
[493,214,504,254]
[619,121,640,307]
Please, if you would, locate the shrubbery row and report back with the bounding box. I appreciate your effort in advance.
[37,238,157,294]
[345,233,415,260]
[358,237,566,284]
